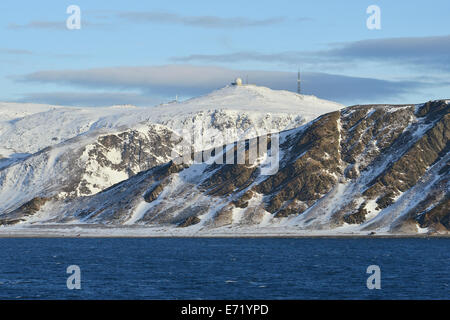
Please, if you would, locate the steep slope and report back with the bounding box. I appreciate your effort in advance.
[0,85,343,215]
[4,100,447,235]
[0,123,182,214]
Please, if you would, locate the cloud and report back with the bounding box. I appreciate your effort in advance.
[301,72,423,103]
[15,64,427,105]
[8,11,289,31]
[324,35,450,70]
[327,35,450,59]
[17,65,243,96]
[172,35,450,71]
[118,11,285,28]
[8,21,67,30]
[0,48,33,55]
[172,51,306,64]
[8,20,101,30]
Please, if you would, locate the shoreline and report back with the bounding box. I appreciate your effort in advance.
[1,235,449,239]
[0,224,448,239]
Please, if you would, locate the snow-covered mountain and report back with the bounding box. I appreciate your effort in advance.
[0,86,342,156]
[0,86,448,236]
[0,85,342,218]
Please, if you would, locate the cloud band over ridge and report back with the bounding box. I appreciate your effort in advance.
[14,64,427,106]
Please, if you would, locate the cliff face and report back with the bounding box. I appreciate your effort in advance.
[1,98,448,235]
[195,99,449,234]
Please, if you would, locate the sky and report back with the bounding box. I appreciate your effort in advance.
[0,0,449,107]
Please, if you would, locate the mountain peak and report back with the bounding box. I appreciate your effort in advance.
[0,85,343,125]
[166,84,343,116]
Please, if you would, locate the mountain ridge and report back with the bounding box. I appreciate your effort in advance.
[0,87,448,236]
[0,86,342,216]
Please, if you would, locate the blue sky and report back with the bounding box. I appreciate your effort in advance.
[0,0,449,106]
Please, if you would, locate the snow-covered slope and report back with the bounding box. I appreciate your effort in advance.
[0,85,343,216]
[157,85,341,116]
[0,85,342,156]
[1,97,448,236]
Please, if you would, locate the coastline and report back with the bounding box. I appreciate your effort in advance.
[0,224,448,238]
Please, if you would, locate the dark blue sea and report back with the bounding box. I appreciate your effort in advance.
[0,238,448,299]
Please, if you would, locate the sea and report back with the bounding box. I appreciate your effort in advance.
[0,238,448,299]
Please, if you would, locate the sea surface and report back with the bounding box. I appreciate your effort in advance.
[0,238,448,299]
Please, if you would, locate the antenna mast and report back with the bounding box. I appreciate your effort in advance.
[297,69,301,94]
